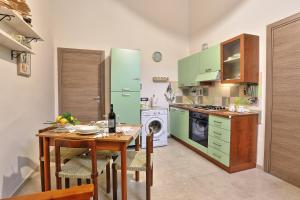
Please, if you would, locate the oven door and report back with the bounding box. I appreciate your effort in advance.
[189,117,208,147]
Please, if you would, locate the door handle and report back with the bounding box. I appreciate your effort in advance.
[93,96,100,100]
[122,88,131,92]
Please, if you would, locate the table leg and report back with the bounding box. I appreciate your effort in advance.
[43,137,51,191]
[121,144,127,200]
[135,135,140,182]
[39,137,45,192]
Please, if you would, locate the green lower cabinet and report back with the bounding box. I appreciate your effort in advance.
[208,147,230,167]
[169,108,188,139]
[209,115,231,131]
[208,136,230,155]
[208,115,231,167]
[208,126,231,143]
[176,109,189,141]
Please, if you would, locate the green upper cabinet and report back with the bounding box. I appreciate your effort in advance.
[111,48,141,92]
[199,44,221,73]
[178,44,220,87]
[178,57,189,87]
[178,52,200,87]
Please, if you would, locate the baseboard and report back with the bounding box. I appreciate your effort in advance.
[256,164,264,170]
[11,166,38,197]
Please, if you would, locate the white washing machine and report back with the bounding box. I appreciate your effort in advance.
[141,108,168,148]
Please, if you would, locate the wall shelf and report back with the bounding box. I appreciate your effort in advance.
[0,7,43,41]
[223,57,240,63]
[0,28,33,53]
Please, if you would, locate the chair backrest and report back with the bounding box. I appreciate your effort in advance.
[5,184,94,200]
[146,129,154,168]
[54,139,98,179]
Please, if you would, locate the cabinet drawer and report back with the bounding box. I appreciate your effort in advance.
[208,136,230,155]
[208,148,230,167]
[209,115,231,131]
[208,126,231,143]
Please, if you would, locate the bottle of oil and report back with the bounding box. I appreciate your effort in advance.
[108,104,116,133]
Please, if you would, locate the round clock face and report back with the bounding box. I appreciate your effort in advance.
[152,51,162,62]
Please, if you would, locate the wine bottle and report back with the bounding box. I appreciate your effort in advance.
[108,104,116,133]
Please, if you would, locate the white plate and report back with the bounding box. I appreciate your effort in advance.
[95,120,108,128]
[75,125,100,133]
[77,130,101,135]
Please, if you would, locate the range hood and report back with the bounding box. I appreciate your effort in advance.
[195,71,220,82]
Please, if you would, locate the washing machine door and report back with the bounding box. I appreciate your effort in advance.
[145,117,164,139]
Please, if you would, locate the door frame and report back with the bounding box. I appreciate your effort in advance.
[264,12,300,172]
[57,48,106,120]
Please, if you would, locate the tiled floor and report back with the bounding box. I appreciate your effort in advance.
[16,138,300,200]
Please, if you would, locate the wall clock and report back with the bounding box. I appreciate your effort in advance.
[152,51,162,62]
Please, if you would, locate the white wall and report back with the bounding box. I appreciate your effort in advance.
[0,0,54,197]
[189,0,300,166]
[52,0,189,113]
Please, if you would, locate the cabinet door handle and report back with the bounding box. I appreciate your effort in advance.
[93,96,100,100]
[133,78,140,80]
[213,142,222,147]
[205,68,212,72]
[213,131,222,136]
[122,88,131,92]
[122,93,131,97]
[213,121,222,127]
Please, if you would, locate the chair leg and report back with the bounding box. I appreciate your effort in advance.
[56,176,62,190]
[112,163,118,200]
[135,171,139,182]
[39,138,45,192]
[146,168,151,200]
[86,179,91,184]
[106,162,111,193]
[92,175,98,200]
[77,178,82,186]
[65,178,70,189]
[40,161,45,191]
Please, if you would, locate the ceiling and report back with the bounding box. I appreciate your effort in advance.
[189,0,246,36]
[115,0,189,38]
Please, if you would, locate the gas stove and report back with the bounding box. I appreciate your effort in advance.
[192,105,226,111]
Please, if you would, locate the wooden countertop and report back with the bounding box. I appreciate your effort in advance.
[170,104,259,118]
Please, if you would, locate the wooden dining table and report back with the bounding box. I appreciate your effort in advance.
[37,125,142,200]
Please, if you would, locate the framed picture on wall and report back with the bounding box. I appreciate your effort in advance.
[17,53,31,77]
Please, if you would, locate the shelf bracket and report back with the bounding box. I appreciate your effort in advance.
[0,14,15,22]
[25,37,39,43]
[11,50,27,60]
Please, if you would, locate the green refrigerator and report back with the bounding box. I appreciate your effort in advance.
[110,48,141,126]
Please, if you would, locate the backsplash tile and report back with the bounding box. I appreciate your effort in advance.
[176,81,259,108]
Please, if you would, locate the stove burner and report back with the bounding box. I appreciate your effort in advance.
[193,105,226,111]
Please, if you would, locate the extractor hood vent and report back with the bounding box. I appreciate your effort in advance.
[195,71,220,82]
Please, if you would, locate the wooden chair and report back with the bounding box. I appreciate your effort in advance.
[112,131,153,200]
[5,184,94,200]
[55,139,111,200]
[39,127,88,191]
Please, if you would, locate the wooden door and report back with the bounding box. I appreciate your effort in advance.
[265,12,300,187]
[58,48,105,122]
